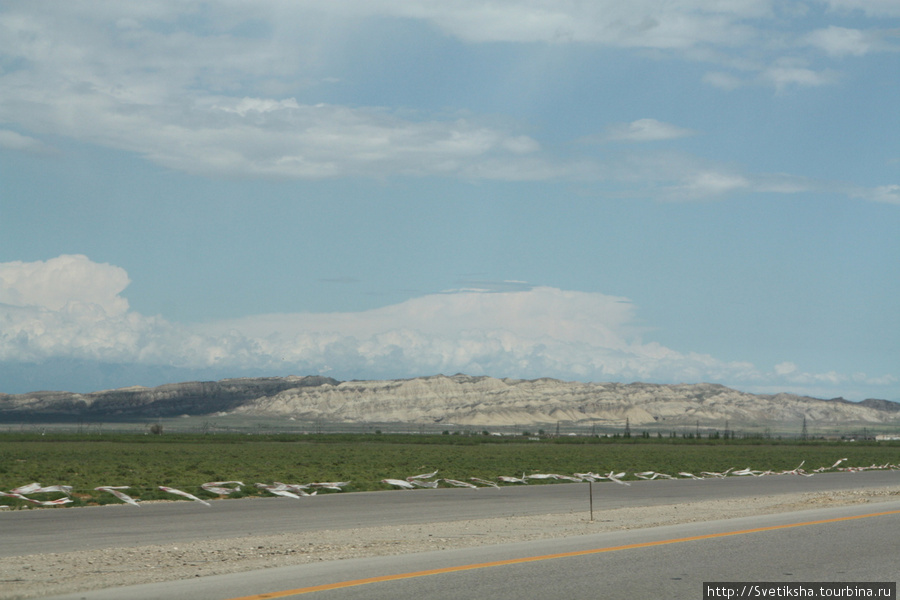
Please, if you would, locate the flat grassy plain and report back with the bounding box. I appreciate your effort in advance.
[1,433,897,508]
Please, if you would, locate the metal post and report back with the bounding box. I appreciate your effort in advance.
[589,480,593,522]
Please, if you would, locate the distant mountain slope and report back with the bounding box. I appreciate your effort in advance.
[230,374,900,427]
[0,376,338,419]
[2,374,899,428]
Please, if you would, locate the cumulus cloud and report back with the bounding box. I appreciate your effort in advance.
[0,255,130,315]
[0,255,758,386]
[194,289,762,382]
[774,361,799,376]
[2,255,896,399]
[0,255,170,364]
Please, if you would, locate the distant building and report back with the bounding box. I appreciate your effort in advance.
[874,434,900,441]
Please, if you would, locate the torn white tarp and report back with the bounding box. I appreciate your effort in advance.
[2,484,74,506]
[551,474,583,482]
[200,481,244,495]
[94,486,140,506]
[441,479,478,488]
[10,482,43,495]
[381,478,415,489]
[469,477,499,488]
[32,484,74,495]
[0,491,38,504]
[309,481,349,491]
[405,470,438,481]
[603,471,630,486]
[38,497,73,505]
[524,473,560,481]
[498,474,528,484]
[409,479,439,488]
[254,483,317,498]
[158,486,211,506]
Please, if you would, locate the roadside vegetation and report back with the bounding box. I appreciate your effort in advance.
[1,432,897,509]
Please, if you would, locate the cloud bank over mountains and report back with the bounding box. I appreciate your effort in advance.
[1,255,893,398]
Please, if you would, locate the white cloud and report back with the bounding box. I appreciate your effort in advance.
[186,286,763,382]
[760,59,840,90]
[603,118,696,142]
[2,83,546,179]
[706,60,841,92]
[215,97,303,117]
[389,0,767,49]
[0,129,55,154]
[860,184,900,204]
[768,361,897,394]
[0,2,895,199]
[0,5,548,181]
[803,26,876,56]
[752,173,818,194]
[209,286,641,348]
[258,0,771,49]
[1,255,895,399]
[0,255,755,385]
[668,170,751,199]
[774,361,799,376]
[0,255,130,315]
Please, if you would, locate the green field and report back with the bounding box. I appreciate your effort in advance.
[1,433,897,508]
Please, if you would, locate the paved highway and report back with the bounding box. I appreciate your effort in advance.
[2,470,897,558]
[42,500,900,600]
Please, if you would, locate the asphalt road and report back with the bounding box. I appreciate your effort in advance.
[2,470,898,558]
[41,500,900,600]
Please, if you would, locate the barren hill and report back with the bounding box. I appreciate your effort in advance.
[2,374,899,429]
[230,374,900,428]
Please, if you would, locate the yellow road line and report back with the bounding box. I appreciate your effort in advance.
[227,508,900,599]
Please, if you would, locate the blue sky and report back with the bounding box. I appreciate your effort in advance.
[1,1,898,399]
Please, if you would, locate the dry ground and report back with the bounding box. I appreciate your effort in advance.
[2,485,899,599]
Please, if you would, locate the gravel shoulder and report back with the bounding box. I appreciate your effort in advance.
[3,485,899,600]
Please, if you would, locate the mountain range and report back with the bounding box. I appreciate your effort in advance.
[2,374,899,430]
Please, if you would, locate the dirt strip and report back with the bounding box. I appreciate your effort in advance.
[2,486,899,600]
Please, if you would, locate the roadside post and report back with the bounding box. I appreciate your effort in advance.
[588,480,593,522]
